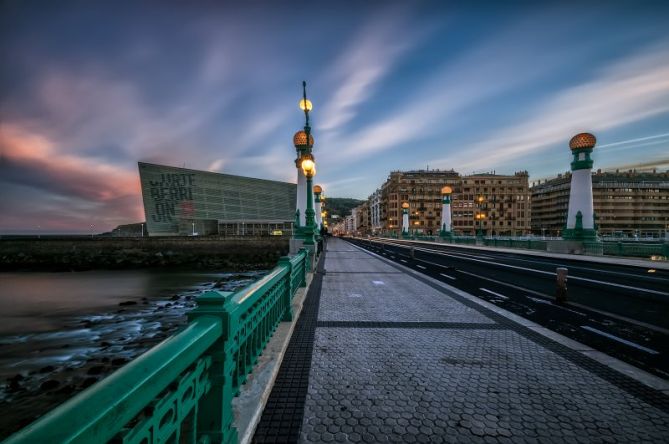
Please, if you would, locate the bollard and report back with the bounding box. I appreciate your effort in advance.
[410,246,415,259]
[555,267,568,304]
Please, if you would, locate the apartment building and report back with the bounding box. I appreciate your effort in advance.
[531,169,669,237]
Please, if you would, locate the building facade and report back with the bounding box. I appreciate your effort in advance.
[138,162,296,236]
[531,170,669,237]
[364,169,530,236]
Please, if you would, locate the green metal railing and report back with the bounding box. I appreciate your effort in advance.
[4,250,309,444]
[597,241,668,258]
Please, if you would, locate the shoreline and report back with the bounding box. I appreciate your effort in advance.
[0,270,264,440]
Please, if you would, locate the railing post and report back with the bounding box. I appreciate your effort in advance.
[298,249,308,287]
[187,291,237,444]
[555,268,568,305]
[278,256,293,321]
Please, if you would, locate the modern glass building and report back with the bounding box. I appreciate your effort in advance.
[138,162,296,236]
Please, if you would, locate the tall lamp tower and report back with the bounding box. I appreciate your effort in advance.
[401,202,410,238]
[563,133,598,240]
[439,186,453,240]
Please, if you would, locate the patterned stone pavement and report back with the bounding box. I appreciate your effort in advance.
[297,239,669,443]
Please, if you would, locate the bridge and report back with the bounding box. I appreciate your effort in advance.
[4,237,669,443]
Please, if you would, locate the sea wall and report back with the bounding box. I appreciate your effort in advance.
[0,237,290,271]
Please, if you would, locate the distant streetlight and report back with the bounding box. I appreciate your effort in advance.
[141,223,144,237]
[475,195,486,238]
[90,224,94,238]
[192,221,195,236]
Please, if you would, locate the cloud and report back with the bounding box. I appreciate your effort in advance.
[316,14,603,169]
[317,9,418,132]
[430,41,669,170]
[0,124,144,231]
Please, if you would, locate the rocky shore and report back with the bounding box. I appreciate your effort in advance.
[0,271,264,440]
[0,237,289,271]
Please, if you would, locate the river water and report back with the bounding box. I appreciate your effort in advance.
[0,269,264,438]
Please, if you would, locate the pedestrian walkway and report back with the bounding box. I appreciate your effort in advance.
[254,238,669,443]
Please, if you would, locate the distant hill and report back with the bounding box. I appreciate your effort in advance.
[324,197,364,218]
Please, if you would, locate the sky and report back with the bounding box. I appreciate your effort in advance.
[1,1,669,234]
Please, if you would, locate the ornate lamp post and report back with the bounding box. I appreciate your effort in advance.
[439,186,453,240]
[301,158,317,246]
[401,202,410,238]
[563,132,598,240]
[293,82,314,231]
[314,184,323,234]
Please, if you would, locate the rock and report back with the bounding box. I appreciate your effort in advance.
[100,341,111,347]
[81,377,98,388]
[111,357,129,366]
[118,300,137,306]
[7,374,24,391]
[38,365,55,374]
[40,379,60,391]
[87,366,105,375]
[56,384,75,395]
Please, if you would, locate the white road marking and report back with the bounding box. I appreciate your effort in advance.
[372,281,385,285]
[457,269,587,317]
[411,245,669,297]
[528,297,550,304]
[416,264,426,269]
[480,288,508,299]
[580,326,659,355]
[348,293,363,298]
[400,259,407,263]
[439,273,456,280]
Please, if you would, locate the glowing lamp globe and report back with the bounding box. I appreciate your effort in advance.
[441,186,453,195]
[313,185,323,194]
[569,133,596,150]
[299,98,313,112]
[293,130,314,149]
[402,202,410,209]
[301,158,316,177]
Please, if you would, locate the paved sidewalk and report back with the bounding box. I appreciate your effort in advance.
[256,238,669,443]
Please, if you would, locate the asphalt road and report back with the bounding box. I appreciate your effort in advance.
[345,237,669,380]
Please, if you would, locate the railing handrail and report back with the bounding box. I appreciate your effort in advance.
[4,248,312,444]
[4,316,222,444]
[232,266,288,306]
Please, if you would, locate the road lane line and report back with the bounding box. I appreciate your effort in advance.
[416,264,426,269]
[400,259,407,263]
[480,288,508,299]
[457,269,587,317]
[580,326,660,355]
[416,258,453,269]
[439,273,456,280]
[411,245,669,297]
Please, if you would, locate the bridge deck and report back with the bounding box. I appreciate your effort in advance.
[254,238,669,443]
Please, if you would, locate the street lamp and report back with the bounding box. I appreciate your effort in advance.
[440,186,453,240]
[293,81,315,235]
[475,195,486,238]
[401,202,410,237]
[314,184,323,235]
[301,158,317,246]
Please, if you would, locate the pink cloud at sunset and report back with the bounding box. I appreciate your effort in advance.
[0,124,144,233]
